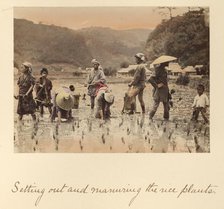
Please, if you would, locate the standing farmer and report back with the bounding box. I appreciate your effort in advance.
[35,68,53,117]
[15,62,36,121]
[128,53,147,114]
[86,59,106,109]
[148,55,177,120]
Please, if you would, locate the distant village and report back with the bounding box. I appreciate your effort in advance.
[117,63,205,78]
[14,62,206,80]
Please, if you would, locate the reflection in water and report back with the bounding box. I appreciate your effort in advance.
[14,84,209,153]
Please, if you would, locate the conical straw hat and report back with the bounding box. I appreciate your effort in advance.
[152,55,177,65]
[56,92,74,111]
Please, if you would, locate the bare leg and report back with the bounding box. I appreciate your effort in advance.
[138,89,145,113]
[57,111,61,125]
[51,106,56,122]
[31,113,36,121]
[200,108,209,123]
[191,108,200,122]
[18,114,23,121]
[90,96,95,109]
[48,106,52,115]
[40,105,44,117]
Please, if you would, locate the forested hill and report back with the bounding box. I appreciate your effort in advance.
[145,9,209,68]
[78,27,151,68]
[14,19,151,70]
[14,19,92,68]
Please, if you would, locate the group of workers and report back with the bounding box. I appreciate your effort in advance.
[15,58,115,123]
[15,52,209,124]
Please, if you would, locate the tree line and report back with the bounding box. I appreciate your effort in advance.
[145,9,209,71]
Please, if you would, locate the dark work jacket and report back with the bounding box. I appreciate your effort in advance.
[17,73,35,96]
[148,66,169,103]
[36,76,52,100]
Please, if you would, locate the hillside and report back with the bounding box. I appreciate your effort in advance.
[145,9,209,69]
[14,19,152,70]
[14,19,92,69]
[78,27,151,68]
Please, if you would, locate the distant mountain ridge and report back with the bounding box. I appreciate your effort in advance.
[14,18,152,70]
[78,26,151,68]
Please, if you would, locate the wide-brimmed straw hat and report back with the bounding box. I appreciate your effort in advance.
[152,55,177,65]
[56,92,74,111]
[135,53,145,61]
[104,92,114,104]
[91,59,100,65]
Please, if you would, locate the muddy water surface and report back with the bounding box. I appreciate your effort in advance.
[14,81,209,153]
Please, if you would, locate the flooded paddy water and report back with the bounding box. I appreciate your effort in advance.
[14,78,210,153]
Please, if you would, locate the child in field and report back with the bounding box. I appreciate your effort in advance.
[191,84,209,123]
[35,68,53,117]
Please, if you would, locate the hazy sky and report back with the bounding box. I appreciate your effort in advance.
[14,7,191,30]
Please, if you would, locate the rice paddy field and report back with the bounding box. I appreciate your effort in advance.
[14,75,210,153]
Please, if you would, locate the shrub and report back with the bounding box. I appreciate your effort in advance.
[128,69,136,76]
[103,67,117,76]
[189,76,209,92]
[120,61,130,68]
[72,71,83,76]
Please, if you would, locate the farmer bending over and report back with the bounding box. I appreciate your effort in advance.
[51,87,74,124]
[95,87,114,120]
